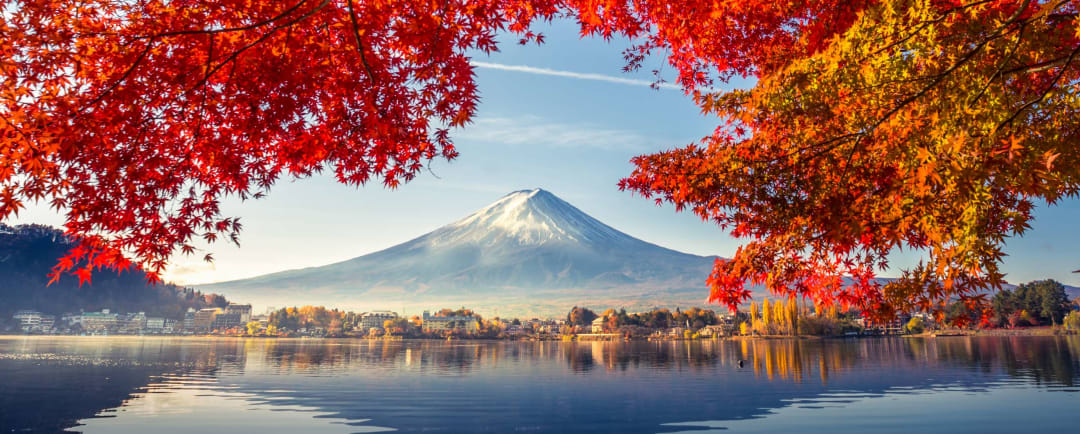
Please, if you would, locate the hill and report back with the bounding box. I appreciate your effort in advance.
[0,224,229,321]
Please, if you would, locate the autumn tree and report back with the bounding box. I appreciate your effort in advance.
[785,296,801,336]
[566,306,598,326]
[383,317,414,336]
[604,311,622,332]
[1066,311,1080,330]
[0,0,562,283]
[905,317,926,334]
[615,0,1080,321]
[5,0,1079,321]
[435,308,476,318]
[761,298,773,334]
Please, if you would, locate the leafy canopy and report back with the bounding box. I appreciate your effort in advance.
[2,1,1078,321]
[616,0,1080,321]
[1,0,562,283]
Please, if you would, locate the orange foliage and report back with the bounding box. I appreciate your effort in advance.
[4,1,1078,322]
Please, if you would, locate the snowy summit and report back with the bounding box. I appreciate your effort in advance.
[436,188,628,246]
[200,188,720,316]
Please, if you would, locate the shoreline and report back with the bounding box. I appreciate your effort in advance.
[1,327,1075,341]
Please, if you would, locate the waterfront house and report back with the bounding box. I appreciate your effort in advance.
[421,311,479,332]
[80,309,119,332]
[591,317,605,333]
[183,308,196,330]
[145,317,166,332]
[193,308,222,331]
[225,303,253,323]
[119,312,147,334]
[212,312,242,330]
[12,310,54,333]
[163,318,178,333]
[699,325,728,338]
[361,311,399,332]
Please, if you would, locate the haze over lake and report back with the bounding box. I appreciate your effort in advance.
[2,336,1078,433]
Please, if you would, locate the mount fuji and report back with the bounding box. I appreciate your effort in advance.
[199,189,722,316]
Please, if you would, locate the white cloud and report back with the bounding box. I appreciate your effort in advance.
[471,61,683,91]
[162,259,218,285]
[454,115,660,151]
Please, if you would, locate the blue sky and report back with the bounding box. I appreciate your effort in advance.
[13,20,1080,288]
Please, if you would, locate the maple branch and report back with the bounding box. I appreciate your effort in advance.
[1000,49,1080,76]
[129,0,316,42]
[860,0,1001,62]
[764,131,862,166]
[78,0,329,118]
[75,41,154,116]
[137,0,332,231]
[829,4,1040,203]
[0,113,33,145]
[188,0,331,94]
[1004,0,1036,26]
[193,33,215,142]
[346,0,378,84]
[995,42,1080,131]
[759,1,1034,170]
[967,22,1027,108]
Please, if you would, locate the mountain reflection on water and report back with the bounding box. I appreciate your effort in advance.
[0,336,1077,433]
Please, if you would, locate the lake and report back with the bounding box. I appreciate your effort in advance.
[1,336,1078,433]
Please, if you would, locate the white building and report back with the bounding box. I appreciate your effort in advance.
[61,312,82,327]
[183,308,196,330]
[123,312,147,333]
[145,317,165,331]
[12,310,54,332]
[591,317,605,333]
[163,318,178,333]
[360,311,398,331]
[421,311,478,332]
[225,304,253,323]
[80,309,119,332]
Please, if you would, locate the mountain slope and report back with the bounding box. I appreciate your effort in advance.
[0,224,229,321]
[200,189,720,315]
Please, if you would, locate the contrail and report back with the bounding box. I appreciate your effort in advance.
[470,61,682,90]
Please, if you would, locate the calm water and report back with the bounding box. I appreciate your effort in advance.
[1,336,1078,433]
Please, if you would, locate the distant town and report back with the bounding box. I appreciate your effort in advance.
[9,278,1080,340]
[5,218,1079,342]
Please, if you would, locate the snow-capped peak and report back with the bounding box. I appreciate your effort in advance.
[433,188,628,247]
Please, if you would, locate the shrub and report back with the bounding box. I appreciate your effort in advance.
[798,316,838,336]
[905,317,925,334]
[1065,311,1080,330]
[1020,310,1038,327]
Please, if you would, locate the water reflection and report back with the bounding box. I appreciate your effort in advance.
[0,336,1077,433]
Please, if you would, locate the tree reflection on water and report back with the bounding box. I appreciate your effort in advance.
[1,336,1077,433]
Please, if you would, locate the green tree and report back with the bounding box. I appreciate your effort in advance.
[996,280,1072,326]
[1030,280,1069,325]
